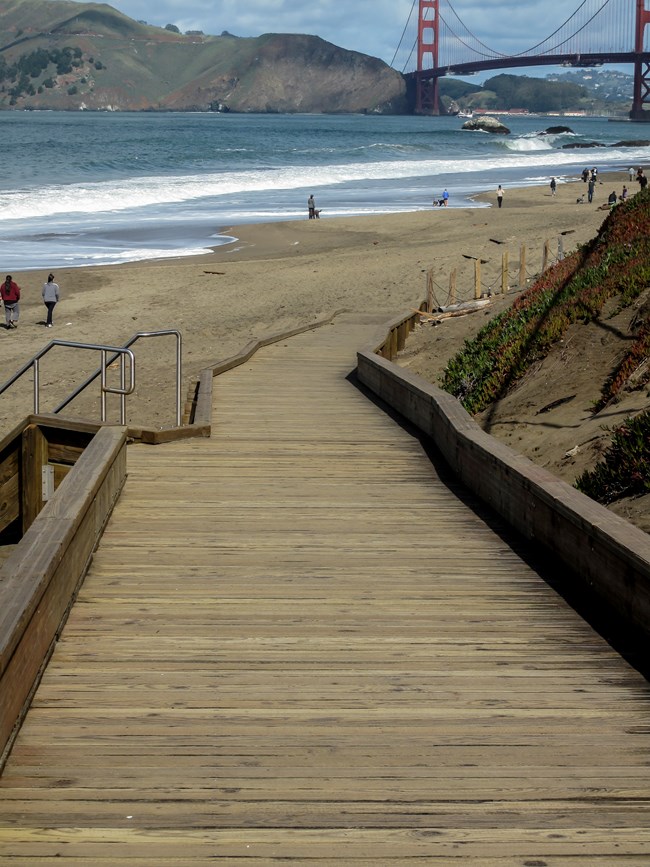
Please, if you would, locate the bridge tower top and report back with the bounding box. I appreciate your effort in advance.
[633,0,650,117]
[416,0,440,114]
[417,0,439,72]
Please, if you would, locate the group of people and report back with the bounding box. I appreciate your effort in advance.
[578,167,600,203]
[1,273,60,330]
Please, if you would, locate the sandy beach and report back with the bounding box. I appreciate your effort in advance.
[0,171,634,435]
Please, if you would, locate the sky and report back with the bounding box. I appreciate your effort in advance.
[80,0,635,80]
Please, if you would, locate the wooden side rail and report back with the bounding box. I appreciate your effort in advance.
[371,304,428,361]
[0,425,127,767]
[357,339,650,639]
[0,417,97,542]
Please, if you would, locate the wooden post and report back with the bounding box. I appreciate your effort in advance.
[389,328,398,360]
[542,239,551,272]
[449,269,457,305]
[558,235,564,261]
[519,244,526,287]
[501,251,509,294]
[21,424,48,534]
[474,259,481,300]
[426,268,434,313]
[397,321,407,352]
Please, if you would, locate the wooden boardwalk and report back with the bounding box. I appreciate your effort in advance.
[1,313,650,864]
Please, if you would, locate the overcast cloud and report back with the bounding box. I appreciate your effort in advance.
[79,0,635,78]
[85,1,574,62]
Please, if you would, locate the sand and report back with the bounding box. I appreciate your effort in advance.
[1,171,628,434]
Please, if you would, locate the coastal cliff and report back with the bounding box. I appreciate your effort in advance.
[0,0,407,113]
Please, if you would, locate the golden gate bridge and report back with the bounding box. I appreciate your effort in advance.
[392,0,650,118]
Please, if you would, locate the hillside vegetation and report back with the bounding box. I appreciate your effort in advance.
[442,189,650,509]
[0,0,407,112]
[440,71,631,115]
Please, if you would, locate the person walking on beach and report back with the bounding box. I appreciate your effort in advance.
[442,188,449,206]
[550,177,556,196]
[629,167,635,182]
[307,194,316,219]
[637,168,648,190]
[42,273,59,327]
[1,275,20,329]
[496,185,504,208]
[587,176,595,203]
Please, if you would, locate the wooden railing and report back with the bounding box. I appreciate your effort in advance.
[371,303,428,361]
[0,419,127,768]
[357,312,650,640]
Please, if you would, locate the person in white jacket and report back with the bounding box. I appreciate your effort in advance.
[42,273,59,327]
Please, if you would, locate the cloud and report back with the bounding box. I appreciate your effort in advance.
[80,0,637,72]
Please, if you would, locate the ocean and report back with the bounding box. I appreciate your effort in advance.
[1,111,649,272]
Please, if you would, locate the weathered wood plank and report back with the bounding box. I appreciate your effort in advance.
[21,424,47,534]
[0,449,20,534]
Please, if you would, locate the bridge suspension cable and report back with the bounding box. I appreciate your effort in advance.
[510,0,615,58]
[442,0,509,58]
[390,0,418,69]
[393,0,641,72]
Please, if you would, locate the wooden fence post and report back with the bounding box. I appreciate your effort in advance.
[21,424,48,534]
[474,259,481,300]
[542,239,551,272]
[449,269,457,305]
[501,251,509,294]
[519,244,526,287]
[426,268,434,313]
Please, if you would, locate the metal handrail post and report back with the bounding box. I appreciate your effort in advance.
[120,353,126,425]
[33,359,40,415]
[175,331,182,426]
[100,350,107,423]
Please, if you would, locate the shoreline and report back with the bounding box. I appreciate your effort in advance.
[0,170,634,435]
[4,166,636,275]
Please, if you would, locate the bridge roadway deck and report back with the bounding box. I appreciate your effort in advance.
[1,314,650,864]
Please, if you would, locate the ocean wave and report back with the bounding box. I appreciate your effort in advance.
[504,138,554,152]
[59,245,216,266]
[1,144,647,224]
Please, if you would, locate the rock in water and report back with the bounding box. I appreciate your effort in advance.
[462,115,510,134]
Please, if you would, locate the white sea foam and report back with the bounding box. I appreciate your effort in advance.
[4,145,647,224]
[505,138,554,152]
[59,246,215,266]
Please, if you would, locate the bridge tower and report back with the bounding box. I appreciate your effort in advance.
[416,0,440,115]
[632,0,650,118]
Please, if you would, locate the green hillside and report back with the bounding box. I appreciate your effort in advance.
[442,189,650,505]
[0,0,407,112]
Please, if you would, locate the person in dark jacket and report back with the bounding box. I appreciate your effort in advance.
[1,275,20,329]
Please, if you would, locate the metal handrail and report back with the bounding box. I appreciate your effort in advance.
[54,330,182,427]
[0,340,135,425]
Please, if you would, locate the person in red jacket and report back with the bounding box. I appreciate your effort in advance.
[1,275,20,329]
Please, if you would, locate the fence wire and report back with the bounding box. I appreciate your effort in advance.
[424,235,570,309]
